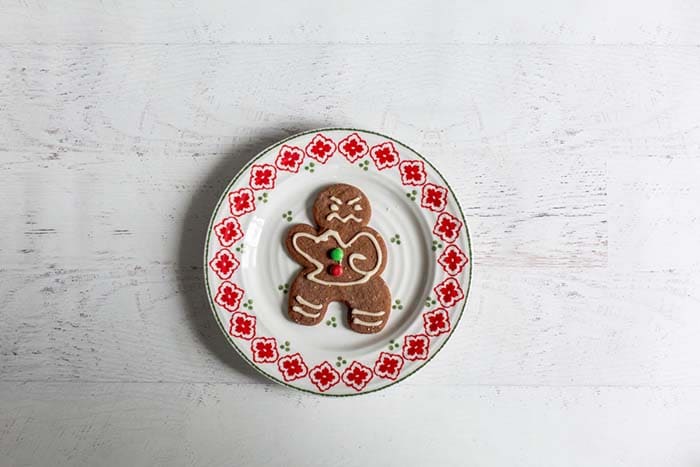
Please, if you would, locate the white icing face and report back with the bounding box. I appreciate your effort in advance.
[314,185,371,232]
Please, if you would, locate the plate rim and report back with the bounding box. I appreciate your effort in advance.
[203,127,473,396]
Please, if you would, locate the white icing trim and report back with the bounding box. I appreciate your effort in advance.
[347,196,362,205]
[296,295,322,310]
[353,205,362,211]
[330,204,339,211]
[352,309,385,317]
[292,306,320,318]
[291,230,382,286]
[330,196,343,204]
[325,212,363,223]
[352,317,383,327]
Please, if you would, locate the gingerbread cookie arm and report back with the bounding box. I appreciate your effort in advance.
[352,226,388,276]
[285,224,318,268]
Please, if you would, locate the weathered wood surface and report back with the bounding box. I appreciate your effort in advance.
[2,384,699,467]
[1,1,700,466]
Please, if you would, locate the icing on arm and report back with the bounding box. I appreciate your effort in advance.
[291,230,382,286]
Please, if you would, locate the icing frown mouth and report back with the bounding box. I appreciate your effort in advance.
[325,212,363,223]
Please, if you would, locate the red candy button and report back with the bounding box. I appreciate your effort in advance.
[329,264,343,276]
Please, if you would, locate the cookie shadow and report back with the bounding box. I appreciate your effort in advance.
[177,122,325,381]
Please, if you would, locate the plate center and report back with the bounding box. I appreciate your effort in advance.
[239,162,435,358]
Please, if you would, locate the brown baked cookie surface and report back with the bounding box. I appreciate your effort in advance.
[285,184,392,334]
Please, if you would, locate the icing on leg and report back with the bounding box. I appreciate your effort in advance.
[287,274,329,325]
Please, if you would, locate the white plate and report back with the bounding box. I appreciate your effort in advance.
[204,129,471,395]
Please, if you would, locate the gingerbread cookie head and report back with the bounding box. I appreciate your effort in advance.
[313,184,372,235]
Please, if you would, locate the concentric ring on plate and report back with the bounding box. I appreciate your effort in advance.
[204,128,471,396]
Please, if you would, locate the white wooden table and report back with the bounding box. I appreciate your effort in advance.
[2,1,700,465]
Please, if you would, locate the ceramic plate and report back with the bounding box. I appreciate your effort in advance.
[204,128,471,395]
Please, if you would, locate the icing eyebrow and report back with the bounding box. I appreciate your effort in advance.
[347,196,362,205]
[330,196,343,204]
[330,204,339,211]
[353,204,362,211]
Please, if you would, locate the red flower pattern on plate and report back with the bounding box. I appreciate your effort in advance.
[373,352,404,381]
[437,244,469,276]
[250,337,279,363]
[422,308,451,337]
[433,212,462,243]
[369,141,400,170]
[341,361,374,392]
[214,281,244,312]
[434,277,465,308]
[229,311,256,340]
[421,183,448,212]
[249,163,277,190]
[277,353,309,382]
[275,145,305,173]
[308,361,341,392]
[228,187,255,217]
[337,132,369,163]
[213,217,243,247]
[208,249,240,280]
[402,334,430,361]
[305,134,336,164]
[398,160,427,186]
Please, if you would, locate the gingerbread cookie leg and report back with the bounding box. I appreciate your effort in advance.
[344,277,392,334]
[288,273,329,326]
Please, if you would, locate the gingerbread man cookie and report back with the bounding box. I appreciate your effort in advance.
[285,184,392,334]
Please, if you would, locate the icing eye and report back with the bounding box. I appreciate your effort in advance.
[353,205,362,211]
[330,204,339,212]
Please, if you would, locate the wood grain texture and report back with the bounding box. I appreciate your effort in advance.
[1,0,700,44]
[1,383,700,467]
[2,1,700,465]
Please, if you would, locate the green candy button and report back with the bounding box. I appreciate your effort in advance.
[329,247,344,262]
